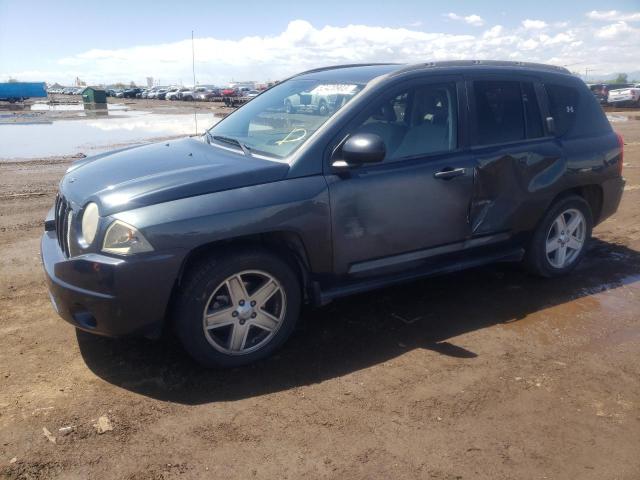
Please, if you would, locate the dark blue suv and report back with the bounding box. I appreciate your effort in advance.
[42,61,625,367]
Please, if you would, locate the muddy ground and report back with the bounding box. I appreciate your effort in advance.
[0,111,639,479]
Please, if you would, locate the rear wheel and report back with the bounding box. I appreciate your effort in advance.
[175,249,301,368]
[524,195,592,277]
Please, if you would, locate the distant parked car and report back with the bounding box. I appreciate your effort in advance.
[245,90,260,98]
[196,88,221,101]
[589,83,634,105]
[607,85,640,106]
[221,88,238,97]
[284,83,357,115]
[123,88,142,98]
[181,85,209,101]
[146,88,162,99]
[166,87,189,100]
[180,87,205,101]
[155,89,169,100]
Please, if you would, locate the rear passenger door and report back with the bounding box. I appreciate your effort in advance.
[326,76,478,276]
[466,76,563,236]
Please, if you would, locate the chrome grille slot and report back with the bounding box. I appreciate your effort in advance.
[54,194,71,257]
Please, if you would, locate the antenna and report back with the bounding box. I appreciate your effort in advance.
[191,30,199,135]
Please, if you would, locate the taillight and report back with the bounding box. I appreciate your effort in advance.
[616,132,624,176]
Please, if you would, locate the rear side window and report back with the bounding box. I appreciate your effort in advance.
[545,84,579,136]
[473,81,525,145]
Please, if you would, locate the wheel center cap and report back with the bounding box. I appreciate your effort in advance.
[236,304,253,320]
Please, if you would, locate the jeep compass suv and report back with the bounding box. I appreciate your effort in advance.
[41,61,625,367]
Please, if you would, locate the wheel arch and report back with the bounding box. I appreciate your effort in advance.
[174,230,313,302]
[548,184,603,225]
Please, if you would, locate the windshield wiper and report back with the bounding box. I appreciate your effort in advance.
[210,134,252,157]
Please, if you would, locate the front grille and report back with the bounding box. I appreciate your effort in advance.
[54,194,72,257]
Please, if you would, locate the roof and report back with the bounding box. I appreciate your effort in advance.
[294,60,572,84]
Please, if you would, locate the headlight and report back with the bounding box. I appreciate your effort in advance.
[81,202,100,246]
[102,220,154,255]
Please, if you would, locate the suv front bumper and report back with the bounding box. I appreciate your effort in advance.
[41,230,184,338]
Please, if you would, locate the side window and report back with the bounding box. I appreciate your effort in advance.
[473,80,525,145]
[351,82,457,161]
[545,84,579,136]
[522,82,544,139]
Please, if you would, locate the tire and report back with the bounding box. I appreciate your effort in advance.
[175,249,301,368]
[524,195,593,277]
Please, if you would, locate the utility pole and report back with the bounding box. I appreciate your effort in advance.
[192,30,198,135]
[585,68,594,82]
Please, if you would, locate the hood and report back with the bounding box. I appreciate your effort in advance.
[60,137,289,215]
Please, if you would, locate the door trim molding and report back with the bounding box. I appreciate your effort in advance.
[348,232,511,274]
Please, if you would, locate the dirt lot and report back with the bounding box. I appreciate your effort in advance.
[1,112,639,479]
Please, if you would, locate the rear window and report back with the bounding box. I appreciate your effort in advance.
[545,84,579,136]
[546,82,613,137]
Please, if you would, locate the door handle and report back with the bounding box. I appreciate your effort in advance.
[434,167,465,180]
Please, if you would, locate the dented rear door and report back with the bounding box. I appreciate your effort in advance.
[466,76,564,237]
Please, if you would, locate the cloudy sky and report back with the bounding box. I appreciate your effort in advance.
[1,0,639,86]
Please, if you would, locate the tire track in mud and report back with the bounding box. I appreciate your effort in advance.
[0,190,57,200]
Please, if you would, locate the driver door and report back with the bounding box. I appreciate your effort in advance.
[325,77,477,276]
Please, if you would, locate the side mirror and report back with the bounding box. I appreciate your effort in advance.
[332,133,386,168]
[545,116,556,135]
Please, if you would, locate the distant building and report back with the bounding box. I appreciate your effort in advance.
[146,77,154,88]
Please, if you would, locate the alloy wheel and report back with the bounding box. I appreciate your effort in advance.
[202,270,286,355]
[545,208,586,268]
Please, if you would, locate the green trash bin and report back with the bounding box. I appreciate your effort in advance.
[82,87,107,104]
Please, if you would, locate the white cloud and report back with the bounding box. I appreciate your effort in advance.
[587,10,640,22]
[522,19,548,29]
[6,15,640,85]
[445,13,485,27]
[595,21,637,39]
[483,25,504,38]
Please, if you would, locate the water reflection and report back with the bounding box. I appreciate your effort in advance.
[0,102,128,113]
[0,112,222,160]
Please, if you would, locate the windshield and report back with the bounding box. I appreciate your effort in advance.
[207,79,364,159]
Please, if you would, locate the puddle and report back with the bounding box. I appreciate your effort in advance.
[0,102,135,121]
[28,102,128,112]
[0,112,221,160]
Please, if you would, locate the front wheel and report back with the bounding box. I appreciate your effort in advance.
[175,249,301,368]
[524,195,593,277]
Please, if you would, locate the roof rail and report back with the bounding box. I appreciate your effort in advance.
[292,63,401,77]
[393,60,571,75]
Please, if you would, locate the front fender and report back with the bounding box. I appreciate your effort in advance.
[112,176,332,274]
